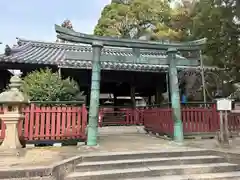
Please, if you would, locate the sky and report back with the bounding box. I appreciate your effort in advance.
[0,0,111,52]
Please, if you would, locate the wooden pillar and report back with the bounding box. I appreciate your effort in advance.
[200,50,207,106]
[58,67,62,78]
[86,86,91,106]
[113,92,117,107]
[166,73,170,104]
[148,96,152,105]
[155,84,162,106]
[130,85,136,108]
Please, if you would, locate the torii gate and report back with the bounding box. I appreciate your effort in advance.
[55,24,206,146]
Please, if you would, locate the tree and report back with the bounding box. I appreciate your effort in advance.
[61,19,74,30]
[56,20,74,42]
[194,0,238,63]
[95,0,240,98]
[169,0,197,40]
[186,0,240,98]
[94,0,184,41]
[190,0,239,72]
[21,68,81,102]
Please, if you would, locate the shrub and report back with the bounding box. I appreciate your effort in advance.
[21,68,81,102]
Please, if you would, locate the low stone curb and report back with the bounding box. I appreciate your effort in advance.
[0,155,83,180]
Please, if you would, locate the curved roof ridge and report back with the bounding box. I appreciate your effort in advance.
[16,38,133,52]
[15,38,166,54]
[16,38,92,50]
[17,37,73,46]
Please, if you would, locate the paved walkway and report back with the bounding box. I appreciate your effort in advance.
[0,126,201,169]
[3,126,240,170]
[88,133,198,153]
[185,137,240,154]
[79,126,202,152]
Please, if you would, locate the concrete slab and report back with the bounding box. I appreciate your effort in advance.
[76,155,226,172]
[67,163,238,178]
[124,172,240,179]
[98,126,145,135]
[78,156,222,166]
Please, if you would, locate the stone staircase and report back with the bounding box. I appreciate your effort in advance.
[65,149,240,180]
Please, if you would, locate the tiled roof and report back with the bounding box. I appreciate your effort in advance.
[0,39,66,65]
[0,38,218,72]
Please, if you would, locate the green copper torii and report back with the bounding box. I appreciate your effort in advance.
[167,48,184,142]
[55,25,206,51]
[55,24,206,145]
[87,42,103,146]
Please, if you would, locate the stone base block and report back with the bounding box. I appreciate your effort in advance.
[217,140,231,148]
[79,144,100,151]
[136,126,147,134]
[25,144,35,148]
[77,142,85,147]
[53,143,62,147]
[194,136,202,140]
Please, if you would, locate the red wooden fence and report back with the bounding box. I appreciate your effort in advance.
[143,105,240,136]
[228,112,240,132]
[1,103,240,141]
[144,108,173,135]
[98,107,144,127]
[0,104,88,142]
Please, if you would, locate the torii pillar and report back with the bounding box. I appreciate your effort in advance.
[87,41,103,146]
[167,48,184,143]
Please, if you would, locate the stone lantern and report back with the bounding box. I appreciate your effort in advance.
[0,74,29,155]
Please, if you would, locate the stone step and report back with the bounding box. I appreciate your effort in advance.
[81,149,214,162]
[66,163,239,180]
[76,155,225,171]
[123,171,240,180]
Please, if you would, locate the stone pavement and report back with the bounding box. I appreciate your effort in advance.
[80,126,204,153]
[185,137,240,154]
[0,126,200,170]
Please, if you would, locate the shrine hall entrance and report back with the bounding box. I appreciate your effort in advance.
[61,68,168,126]
[99,70,167,127]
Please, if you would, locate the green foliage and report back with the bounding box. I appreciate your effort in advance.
[187,0,240,90]
[95,0,239,68]
[94,0,184,40]
[21,68,81,102]
[191,0,239,67]
[175,0,239,96]
[94,0,240,98]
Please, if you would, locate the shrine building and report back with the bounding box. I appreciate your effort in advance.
[0,24,220,144]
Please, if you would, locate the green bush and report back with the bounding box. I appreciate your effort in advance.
[21,68,81,102]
